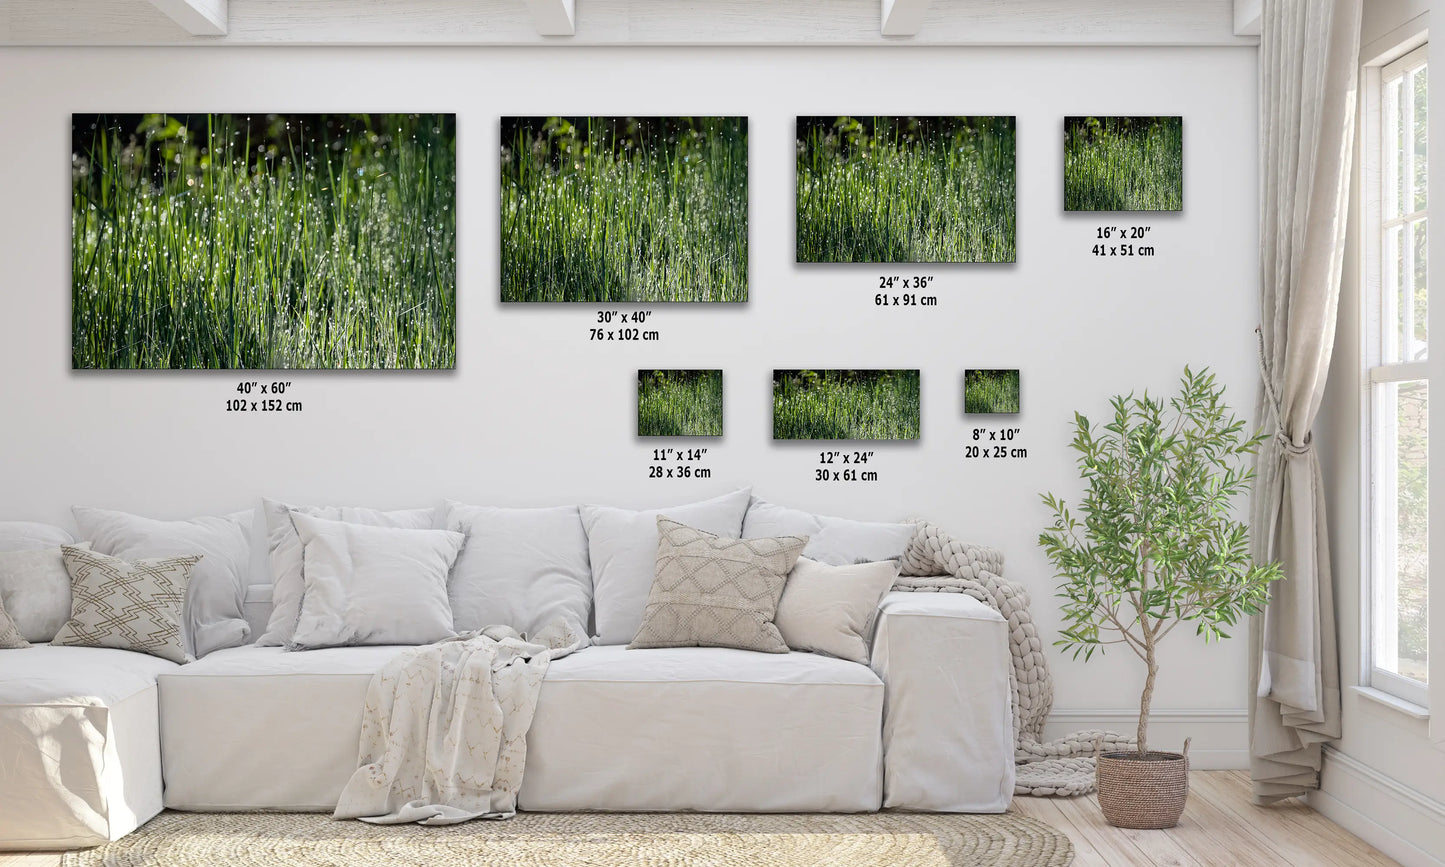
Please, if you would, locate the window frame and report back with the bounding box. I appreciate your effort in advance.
[1361,41,1431,710]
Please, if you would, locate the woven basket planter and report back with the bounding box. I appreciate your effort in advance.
[1095,740,1190,830]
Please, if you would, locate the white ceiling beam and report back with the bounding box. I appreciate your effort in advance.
[146,0,227,36]
[523,0,576,36]
[881,0,932,37]
[1233,0,1261,36]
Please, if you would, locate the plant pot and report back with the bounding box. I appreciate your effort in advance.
[1095,740,1190,830]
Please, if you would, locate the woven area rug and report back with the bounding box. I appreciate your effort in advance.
[62,811,1073,867]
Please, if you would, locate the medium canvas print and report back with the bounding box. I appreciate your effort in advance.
[1064,116,1183,211]
[501,117,748,303]
[795,116,1016,264]
[71,113,457,370]
[637,370,724,437]
[964,369,1021,414]
[773,370,920,441]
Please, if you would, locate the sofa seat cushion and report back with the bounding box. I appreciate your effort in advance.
[160,643,884,814]
[0,644,176,706]
[159,644,414,811]
[0,645,174,849]
[519,645,884,812]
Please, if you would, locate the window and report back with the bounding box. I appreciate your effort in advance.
[1365,44,1429,707]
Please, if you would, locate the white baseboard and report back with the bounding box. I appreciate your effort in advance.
[1308,746,1445,867]
[1043,708,1248,770]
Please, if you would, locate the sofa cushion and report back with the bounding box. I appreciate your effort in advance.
[73,507,252,658]
[741,497,914,566]
[159,642,883,814]
[0,544,86,643]
[257,500,436,647]
[581,488,752,645]
[629,518,805,653]
[0,644,175,848]
[0,521,73,551]
[775,557,899,664]
[52,547,198,665]
[443,502,591,638]
[287,515,463,650]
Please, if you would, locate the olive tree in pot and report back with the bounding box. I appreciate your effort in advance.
[1038,367,1281,830]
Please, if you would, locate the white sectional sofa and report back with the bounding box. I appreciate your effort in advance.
[0,495,1015,850]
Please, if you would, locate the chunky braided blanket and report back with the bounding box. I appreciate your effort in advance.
[894,520,1134,797]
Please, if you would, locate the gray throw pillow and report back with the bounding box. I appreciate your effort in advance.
[629,518,807,653]
[52,546,198,664]
[774,557,900,664]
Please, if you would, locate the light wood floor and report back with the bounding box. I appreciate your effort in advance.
[1014,769,1399,866]
[0,771,1400,867]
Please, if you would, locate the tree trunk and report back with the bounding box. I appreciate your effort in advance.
[1138,645,1157,756]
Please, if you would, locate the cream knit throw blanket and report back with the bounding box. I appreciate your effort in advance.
[895,520,1134,797]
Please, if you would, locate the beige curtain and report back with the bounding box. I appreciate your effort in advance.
[1249,0,1361,803]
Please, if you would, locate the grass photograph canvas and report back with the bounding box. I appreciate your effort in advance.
[500,116,748,303]
[1063,116,1183,212]
[773,370,920,441]
[795,116,1016,264]
[71,113,456,370]
[964,369,1021,414]
[637,370,724,437]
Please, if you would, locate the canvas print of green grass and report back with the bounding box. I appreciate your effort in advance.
[72,113,456,370]
[796,116,1016,264]
[1064,116,1183,212]
[773,370,920,441]
[637,370,724,437]
[501,117,747,303]
[964,369,1020,414]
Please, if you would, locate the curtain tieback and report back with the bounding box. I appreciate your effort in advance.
[1272,428,1313,458]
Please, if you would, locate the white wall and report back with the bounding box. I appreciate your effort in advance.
[1311,3,1445,865]
[0,44,1258,744]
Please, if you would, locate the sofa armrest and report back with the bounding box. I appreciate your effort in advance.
[869,591,1015,812]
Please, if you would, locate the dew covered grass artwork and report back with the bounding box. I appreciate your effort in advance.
[501,117,748,303]
[1064,116,1183,212]
[773,370,921,441]
[637,370,724,437]
[71,113,456,370]
[964,369,1020,414]
[795,116,1016,264]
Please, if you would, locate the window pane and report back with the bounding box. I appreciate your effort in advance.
[1386,223,1403,362]
[1374,380,1429,684]
[1414,216,1428,359]
[1412,64,1428,213]
[1386,76,1403,220]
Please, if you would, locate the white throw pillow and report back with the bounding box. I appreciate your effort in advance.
[443,502,591,638]
[53,546,198,664]
[0,543,89,642]
[0,521,74,551]
[742,497,915,566]
[256,499,436,647]
[775,557,900,665]
[581,488,752,645]
[287,514,464,650]
[73,507,252,658]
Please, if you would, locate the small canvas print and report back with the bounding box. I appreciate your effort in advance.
[964,369,1021,414]
[795,116,1016,264]
[637,370,724,437]
[1064,116,1183,212]
[501,117,748,303]
[71,113,456,370]
[773,370,921,441]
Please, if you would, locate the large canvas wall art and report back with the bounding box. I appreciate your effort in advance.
[501,116,748,303]
[795,116,1016,264]
[71,113,457,370]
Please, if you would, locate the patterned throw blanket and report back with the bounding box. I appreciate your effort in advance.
[896,520,1134,796]
[333,622,588,825]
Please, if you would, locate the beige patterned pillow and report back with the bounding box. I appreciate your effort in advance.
[629,517,807,653]
[52,546,198,664]
[0,602,27,648]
